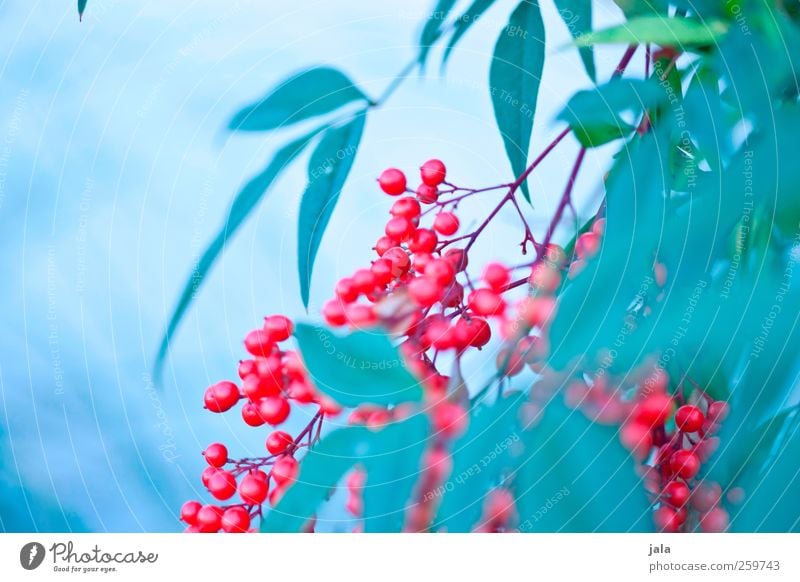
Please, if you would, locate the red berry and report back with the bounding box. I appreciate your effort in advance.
[675,405,705,433]
[391,197,421,219]
[257,396,291,426]
[483,488,516,527]
[454,317,491,348]
[352,268,378,295]
[238,359,257,380]
[322,300,347,327]
[385,216,415,241]
[408,276,442,307]
[263,315,293,342]
[239,474,269,505]
[207,470,237,501]
[378,168,407,195]
[433,212,459,236]
[408,228,438,254]
[663,480,690,507]
[482,262,510,291]
[517,297,556,328]
[266,430,294,455]
[444,248,468,271]
[180,500,202,525]
[413,252,434,273]
[691,482,722,512]
[441,281,464,308]
[468,288,506,317]
[335,278,359,303]
[619,421,653,460]
[653,506,681,533]
[221,507,251,533]
[370,258,395,286]
[201,466,218,487]
[420,159,446,186]
[633,393,674,427]
[204,381,240,413]
[286,379,315,403]
[699,507,729,532]
[271,456,299,484]
[374,235,395,256]
[575,231,601,259]
[383,247,411,277]
[670,450,701,479]
[432,401,467,439]
[203,443,228,468]
[707,401,729,422]
[244,329,274,357]
[241,401,266,427]
[346,304,377,327]
[416,184,439,204]
[196,505,223,532]
[424,259,455,286]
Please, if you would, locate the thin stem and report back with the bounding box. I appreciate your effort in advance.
[372,59,418,107]
[508,127,570,194]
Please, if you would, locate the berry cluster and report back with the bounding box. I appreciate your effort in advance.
[566,367,733,532]
[181,315,334,533]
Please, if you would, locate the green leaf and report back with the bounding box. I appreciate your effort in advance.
[262,415,430,532]
[575,16,728,47]
[154,128,322,376]
[514,401,651,532]
[559,79,667,147]
[228,67,368,132]
[78,0,87,19]
[553,0,595,81]
[298,114,366,307]
[731,412,800,532]
[419,0,459,66]
[293,323,423,407]
[362,415,431,532]
[433,395,524,531]
[489,0,545,203]
[442,0,497,66]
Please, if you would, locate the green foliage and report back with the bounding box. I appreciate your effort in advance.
[442,0,497,66]
[262,415,430,532]
[489,0,545,202]
[559,79,666,147]
[514,401,651,532]
[298,114,366,307]
[575,15,728,47]
[419,0,460,67]
[228,67,368,132]
[552,0,595,81]
[155,128,323,374]
[293,323,423,407]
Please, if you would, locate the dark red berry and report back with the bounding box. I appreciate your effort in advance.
[675,405,705,433]
[670,450,701,479]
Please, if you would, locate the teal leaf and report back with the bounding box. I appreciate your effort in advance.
[228,67,368,132]
[293,323,423,407]
[514,400,651,532]
[419,0,459,67]
[155,128,322,376]
[559,79,667,147]
[298,114,366,307]
[442,0,497,66]
[262,415,430,532]
[78,0,87,20]
[433,395,524,531]
[575,16,728,47]
[553,0,595,81]
[489,0,546,203]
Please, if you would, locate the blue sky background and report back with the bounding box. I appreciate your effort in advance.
[0,0,631,531]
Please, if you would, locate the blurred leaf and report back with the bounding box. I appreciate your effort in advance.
[514,401,651,532]
[575,16,728,47]
[434,395,524,531]
[419,0,459,66]
[489,0,546,203]
[442,0,497,66]
[155,128,322,376]
[228,67,368,132]
[262,415,429,532]
[731,412,800,532]
[362,415,430,532]
[683,66,729,170]
[298,114,366,307]
[78,0,88,20]
[293,323,423,407]
[559,79,667,147]
[612,0,668,17]
[553,0,595,81]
